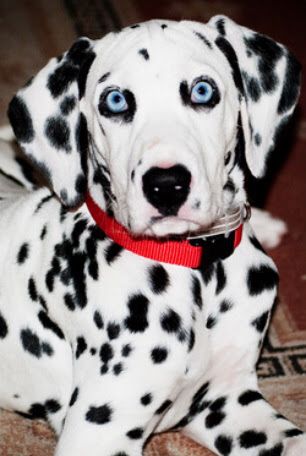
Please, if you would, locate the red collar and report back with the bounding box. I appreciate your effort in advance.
[86,194,243,268]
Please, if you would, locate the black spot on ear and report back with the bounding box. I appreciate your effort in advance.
[8,96,35,143]
[85,404,112,424]
[0,312,8,339]
[67,38,91,66]
[242,72,261,102]
[78,51,96,99]
[247,265,279,296]
[215,18,226,36]
[244,34,283,93]
[45,116,71,152]
[215,37,244,95]
[47,63,79,98]
[139,48,149,60]
[60,95,77,115]
[278,53,301,114]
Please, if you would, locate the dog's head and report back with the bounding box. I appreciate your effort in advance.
[8,16,301,237]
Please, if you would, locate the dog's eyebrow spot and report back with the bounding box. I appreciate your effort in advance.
[138,48,150,60]
[194,31,212,49]
[161,24,168,29]
[98,72,111,84]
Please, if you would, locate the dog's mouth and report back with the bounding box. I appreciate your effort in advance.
[131,205,247,239]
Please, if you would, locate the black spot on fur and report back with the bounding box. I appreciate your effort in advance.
[160,309,181,334]
[252,310,270,333]
[239,430,267,448]
[105,243,123,264]
[122,344,132,357]
[200,262,215,284]
[20,328,53,358]
[94,310,104,329]
[0,312,8,339]
[188,328,195,351]
[206,315,217,329]
[249,235,266,253]
[215,435,232,455]
[45,116,71,152]
[28,277,38,302]
[139,48,149,60]
[130,24,140,29]
[107,322,120,340]
[126,427,144,439]
[284,428,304,438]
[38,310,64,339]
[238,390,263,405]
[191,275,202,309]
[155,399,172,414]
[205,411,225,428]
[34,195,53,214]
[98,72,110,84]
[69,387,79,406]
[86,404,112,424]
[151,347,168,364]
[194,31,212,48]
[125,294,150,333]
[210,397,226,412]
[247,265,279,295]
[64,293,76,311]
[17,243,29,264]
[8,96,35,143]
[113,362,123,375]
[259,443,283,456]
[242,72,262,102]
[219,299,233,313]
[76,336,87,358]
[99,342,114,363]
[254,132,262,146]
[161,24,168,29]
[148,265,170,294]
[141,393,152,406]
[60,95,77,115]
[40,225,48,240]
[215,18,226,36]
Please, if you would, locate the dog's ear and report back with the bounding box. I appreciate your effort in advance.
[208,15,301,178]
[8,37,97,207]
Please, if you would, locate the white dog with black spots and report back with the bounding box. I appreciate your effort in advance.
[0,15,305,456]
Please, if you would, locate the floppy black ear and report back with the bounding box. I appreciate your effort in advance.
[8,37,97,207]
[209,15,301,178]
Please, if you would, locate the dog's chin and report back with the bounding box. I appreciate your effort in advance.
[136,217,212,238]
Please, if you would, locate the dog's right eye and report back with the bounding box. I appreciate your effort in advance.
[105,90,128,113]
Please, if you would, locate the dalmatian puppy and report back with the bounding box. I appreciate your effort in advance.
[1,15,305,456]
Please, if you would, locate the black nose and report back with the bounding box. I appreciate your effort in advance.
[142,165,191,216]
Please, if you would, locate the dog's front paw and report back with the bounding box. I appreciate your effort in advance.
[250,207,288,249]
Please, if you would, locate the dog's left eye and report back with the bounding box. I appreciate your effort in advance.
[191,80,214,104]
[105,90,128,113]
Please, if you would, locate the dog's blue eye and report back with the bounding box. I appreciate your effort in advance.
[105,90,128,113]
[191,81,214,104]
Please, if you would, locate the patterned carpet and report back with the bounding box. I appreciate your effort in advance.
[0,0,305,454]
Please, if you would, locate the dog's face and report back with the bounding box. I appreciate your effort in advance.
[8,17,301,237]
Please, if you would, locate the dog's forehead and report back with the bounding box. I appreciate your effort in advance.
[88,20,226,87]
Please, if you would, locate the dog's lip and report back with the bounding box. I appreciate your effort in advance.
[134,215,214,238]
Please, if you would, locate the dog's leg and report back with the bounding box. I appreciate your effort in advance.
[178,226,305,455]
[181,372,306,456]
